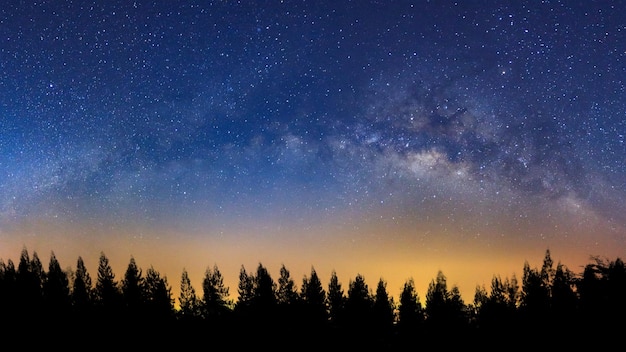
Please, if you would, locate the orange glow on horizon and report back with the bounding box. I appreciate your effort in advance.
[1,209,622,307]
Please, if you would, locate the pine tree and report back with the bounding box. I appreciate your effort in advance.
[43,252,71,317]
[16,247,43,319]
[202,264,231,320]
[425,270,467,330]
[540,249,555,292]
[121,256,143,316]
[95,252,121,311]
[475,274,521,335]
[30,251,46,296]
[72,256,92,312]
[277,264,299,305]
[253,263,276,309]
[398,278,423,330]
[301,267,327,325]
[143,266,174,321]
[425,271,447,326]
[0,259,17,322]
[551,262,577,324]
[372,278,395,332]
[236,265,254,313]
[275,263,303,334]
[449,285,466,326]
[327,270,345,325]
[345,274,373,329]
[521,261,549,318]
[504,274,520,310]
[178,268,201,320]
[607,258,626,319]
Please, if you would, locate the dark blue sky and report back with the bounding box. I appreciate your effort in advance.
[1,1,625,296]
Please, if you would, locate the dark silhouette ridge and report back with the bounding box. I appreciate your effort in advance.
[0,247,625,348]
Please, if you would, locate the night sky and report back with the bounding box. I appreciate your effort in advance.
[1,1,625,301]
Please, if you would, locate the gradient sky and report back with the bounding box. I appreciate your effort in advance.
[1,0,625,302]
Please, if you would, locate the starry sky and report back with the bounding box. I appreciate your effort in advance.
[1,1,625,301]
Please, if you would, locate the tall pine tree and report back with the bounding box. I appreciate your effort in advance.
[121,256,143,317]
[72,256,92,314]
[202,264,231,320]
[372,278,395,330]
[277,264,299,305]
[143,266,173,321]
[94,252,121,315]
[178,268,201,320]
[301,267,327,325]
[327,270,345,326]
[43,252,70,318]
[398,278,423,331]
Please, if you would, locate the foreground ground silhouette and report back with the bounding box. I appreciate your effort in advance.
[0,248,624,349]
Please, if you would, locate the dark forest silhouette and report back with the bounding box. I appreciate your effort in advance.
[0,247,624,349]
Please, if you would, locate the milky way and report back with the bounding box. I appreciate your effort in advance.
[1,1,625,298]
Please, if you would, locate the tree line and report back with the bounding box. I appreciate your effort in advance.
[0,247,624,348]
